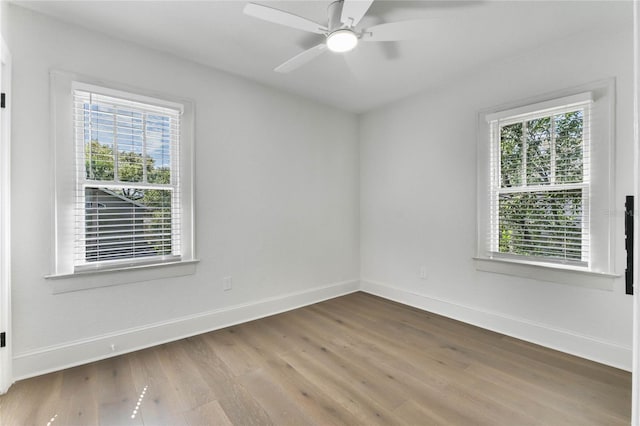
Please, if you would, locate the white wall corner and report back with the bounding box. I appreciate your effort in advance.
[12,279,360,380]
[360,279,632,371]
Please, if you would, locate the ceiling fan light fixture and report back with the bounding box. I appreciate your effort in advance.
[326,29,358,53]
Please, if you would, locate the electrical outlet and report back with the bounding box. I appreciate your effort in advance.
[419,266,427,280]
[223,276,233,291]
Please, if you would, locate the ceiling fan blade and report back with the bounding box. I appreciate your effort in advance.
[244,3,328,35]
[361,20,433,42]
[275,44,328,73]
[340,0,374,27]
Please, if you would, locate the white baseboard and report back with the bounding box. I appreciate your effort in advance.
[12,279,360,381]
[361,279,632,371]
[11,277,632,382]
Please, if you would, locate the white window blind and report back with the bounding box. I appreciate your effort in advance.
[488,98,591,266]
[73,89,182,271]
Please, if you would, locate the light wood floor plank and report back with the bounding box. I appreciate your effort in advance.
[260,355,363,425]
[182,336,274,425]
[277,349,400,425]
[128,348,186,425]
[182,400,233,426]
[236,368,318,426]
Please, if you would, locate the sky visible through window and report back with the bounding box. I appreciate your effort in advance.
[83,102,172,182]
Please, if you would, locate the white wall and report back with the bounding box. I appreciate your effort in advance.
[360,27,635,370]
[1,1,8,40]
[8,4,359,378]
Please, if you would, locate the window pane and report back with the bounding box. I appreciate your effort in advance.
[146,114,172,184]
[500,123,523,187]
[118,151,144,182]
[83,103,173,185]
[526,117,552,185]
[84,187,173,262]
[498,189,583,261]
[84,103,115,181]
[555,110,583,183]
[85,140,115,181]
[74,88,183,269]
[117,107,144,183]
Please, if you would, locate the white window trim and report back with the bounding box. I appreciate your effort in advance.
[484,92,593,123]
[476,79,618,290]
[47,70,197,292]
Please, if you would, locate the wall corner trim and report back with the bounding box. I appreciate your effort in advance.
[360,279,632,371]
[12,279,360,380]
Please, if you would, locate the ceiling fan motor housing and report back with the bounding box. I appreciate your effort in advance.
[326,0,359,53]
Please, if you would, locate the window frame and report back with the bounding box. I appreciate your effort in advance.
[475,79,618,289]
[73,84,182,271]
[48,71,196,292]
[489,94,591,267]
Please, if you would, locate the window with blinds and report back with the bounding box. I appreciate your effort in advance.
[73,89,182,270]
[488,97,591,266]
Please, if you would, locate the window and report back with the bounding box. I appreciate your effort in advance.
[489,94,591,267]
[476,80,616,287]
[74,89,181,270]
[50,71,195,288]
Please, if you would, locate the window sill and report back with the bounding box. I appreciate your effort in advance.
[473,257,619,291]
[45,259,199,294]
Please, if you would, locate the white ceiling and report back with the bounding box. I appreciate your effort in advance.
[13,0,633,113]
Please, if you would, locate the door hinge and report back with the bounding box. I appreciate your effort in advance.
[625,195,634,295]
[1,93,5,109]
[0,332,5,348]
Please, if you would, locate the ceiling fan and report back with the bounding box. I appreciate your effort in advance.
[243,0,432,73]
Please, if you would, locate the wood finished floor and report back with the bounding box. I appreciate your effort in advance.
[0,292,631,425]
